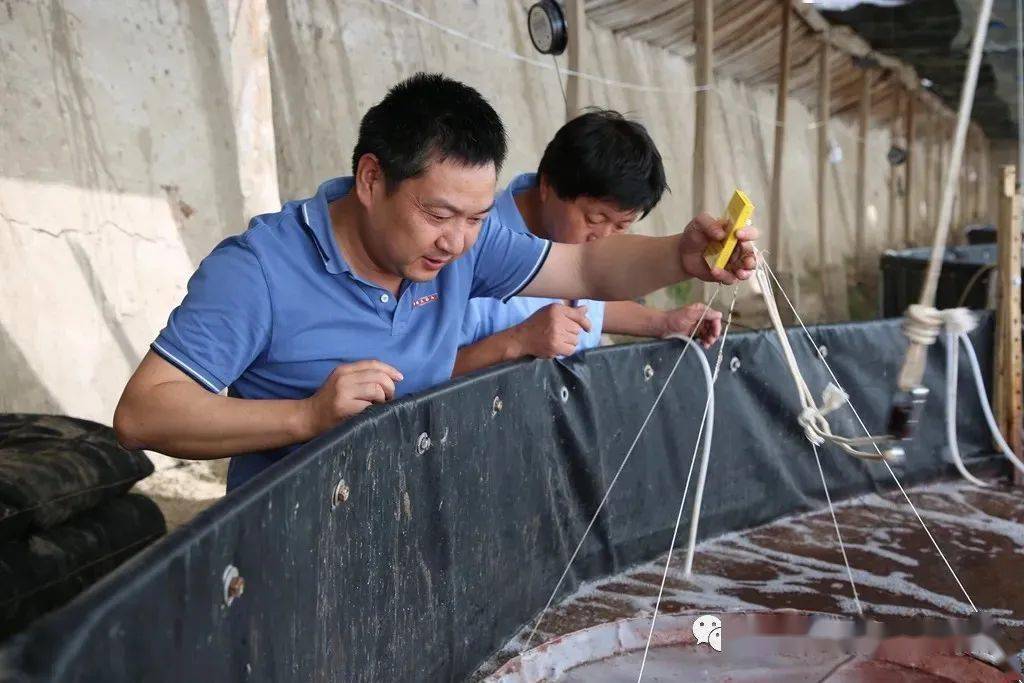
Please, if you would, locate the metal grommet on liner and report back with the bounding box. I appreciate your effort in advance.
[730,356,741,373]
[416,432,432,455]
[222,565,244,606]
[559,386,569,402]
[492,395,503,416]
[818,345,829,359]
[332,479,350,509]
[643,364,654,381]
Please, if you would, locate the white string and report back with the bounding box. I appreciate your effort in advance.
[754,251,895,460]
[373,0,861,137]
[551,54,569,113]
[760,257,978,612]
[373,0,706,94]
[523,287,722,649]
[637,289,737,682]
[811,442,864,617]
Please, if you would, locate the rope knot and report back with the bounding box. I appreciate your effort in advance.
[797,407,826,446]
[939,307,977,336]
[902,304,943,346]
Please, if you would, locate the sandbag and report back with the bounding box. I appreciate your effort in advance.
[0,415,153,541]
[0,493,166,640]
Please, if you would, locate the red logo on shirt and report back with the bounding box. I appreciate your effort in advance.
[412,293,439,308]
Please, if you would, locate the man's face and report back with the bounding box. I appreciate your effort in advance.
[364,158,496,281]
[538,177,639,245]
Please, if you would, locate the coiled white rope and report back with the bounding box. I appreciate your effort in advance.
[943,310,1024,484]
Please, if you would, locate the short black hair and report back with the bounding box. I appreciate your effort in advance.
[538,109,668,218]
[352,73,507,191]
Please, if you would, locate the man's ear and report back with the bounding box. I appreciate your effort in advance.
[354,153,384,207]
[538,173,552,204]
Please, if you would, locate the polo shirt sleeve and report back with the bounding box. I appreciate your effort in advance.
[469,215,551,302]
[151,236,272,393]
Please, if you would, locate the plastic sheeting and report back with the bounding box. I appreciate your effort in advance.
[0,316,998,682]
[0,494,165,639]
[0,415,154,542]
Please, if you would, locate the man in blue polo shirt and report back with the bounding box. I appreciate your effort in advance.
[455,110,723,377]
[114,73,758,491]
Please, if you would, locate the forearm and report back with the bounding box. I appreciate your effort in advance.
[523,234,688,301]
[114,381,311,459]
[453,327,524,377]
[602,300,668,338]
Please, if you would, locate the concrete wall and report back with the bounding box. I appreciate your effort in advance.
[1,0,926,429]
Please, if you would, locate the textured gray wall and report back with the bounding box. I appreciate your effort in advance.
[1,0,908,428]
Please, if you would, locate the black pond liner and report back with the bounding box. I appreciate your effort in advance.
[0,315,1002,682]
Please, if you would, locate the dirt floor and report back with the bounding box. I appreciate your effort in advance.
[474,479,1024,679]
[131,452,225,531]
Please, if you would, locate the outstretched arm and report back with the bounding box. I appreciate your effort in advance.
[453,304,591,377]
[520,213,757,302]
[603,301,723,348]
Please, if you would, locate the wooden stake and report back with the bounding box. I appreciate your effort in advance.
[769,0,791,269]
[565,0,585,121]
[904,92,916,245]
[995,166,1023,484]
[693,0,713,214]
[817,38,830,270]
[855,68,871,267]
[888,88,903,246]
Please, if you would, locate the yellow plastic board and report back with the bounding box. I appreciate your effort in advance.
[704,190,755,271]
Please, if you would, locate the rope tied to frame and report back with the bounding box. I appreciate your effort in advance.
[754,250,898,461]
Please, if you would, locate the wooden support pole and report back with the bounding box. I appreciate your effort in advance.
[817,38,830,270]
[855,68,871,267]
[927,104,939,243]
[693,0,713,213]
[921,102,933,244]
[903,92,916,245]
[994,165,1023,484]
[565,0,585,121]
[972,127,983,221]
[936,112,948,240]
[817,36,847,321]
[769,0,792,271]
[888,88,902,247]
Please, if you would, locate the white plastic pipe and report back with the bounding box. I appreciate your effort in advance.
[680,337,715,577]
[944,332,989,486]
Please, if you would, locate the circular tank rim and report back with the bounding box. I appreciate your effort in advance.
[485,609,1012,682]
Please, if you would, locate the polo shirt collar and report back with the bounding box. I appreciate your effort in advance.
[301,176,355,275]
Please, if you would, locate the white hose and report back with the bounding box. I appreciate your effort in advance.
[959,332,1024,476]
[945,332,989,486]
[679,336,715,577]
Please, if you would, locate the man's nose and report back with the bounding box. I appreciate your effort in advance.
[437,222,467,255]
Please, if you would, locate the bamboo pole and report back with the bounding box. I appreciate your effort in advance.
[769,0,792,271]
[994,166,1023,485]
[693,0,713,214]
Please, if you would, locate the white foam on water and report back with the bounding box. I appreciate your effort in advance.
[476,479,1024,679]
